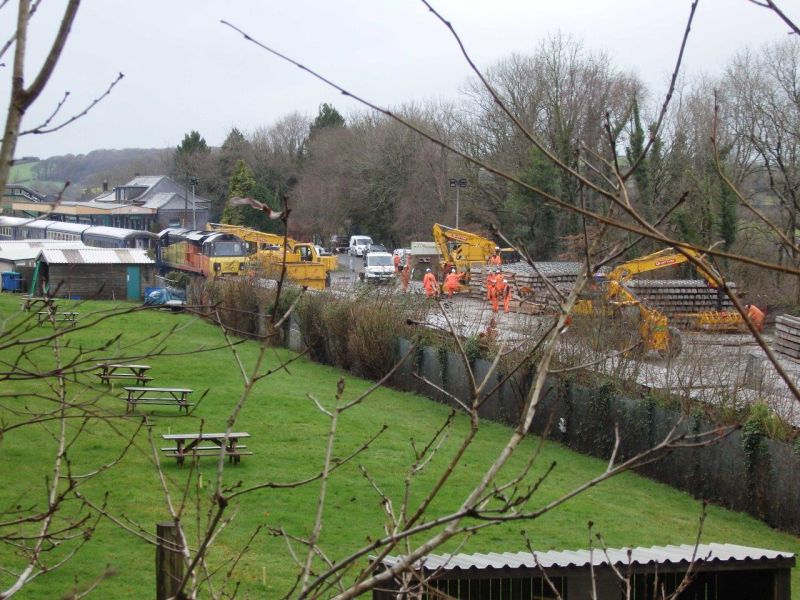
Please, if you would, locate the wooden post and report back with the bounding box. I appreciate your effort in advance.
[156,521,184,600]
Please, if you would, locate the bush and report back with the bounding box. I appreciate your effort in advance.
[295,287,424,378]
[742,401,792,444]
[189,277,301,343]
[166,270,192,290]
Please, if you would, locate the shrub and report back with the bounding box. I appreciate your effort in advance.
[742,401,792,444]
[189,277,300,342]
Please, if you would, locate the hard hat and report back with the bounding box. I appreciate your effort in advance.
[426,268,431,272]
[451,268,456,273]
[495,268,501,273]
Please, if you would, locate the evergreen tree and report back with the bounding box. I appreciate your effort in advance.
[715,160,738,251]
[219,127,251,178]
[505,147,562,259]
[175,130,209,160]
[625,97,653,216]
[221,160,279,231]
[309,103,345,138]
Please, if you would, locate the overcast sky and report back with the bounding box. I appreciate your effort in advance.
[1,0,795,159]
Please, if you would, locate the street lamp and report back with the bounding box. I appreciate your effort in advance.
[449,177,467,229]
[190,176,198,229]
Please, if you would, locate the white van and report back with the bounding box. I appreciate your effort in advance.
[360,251,394,283]
[349,235,373,257]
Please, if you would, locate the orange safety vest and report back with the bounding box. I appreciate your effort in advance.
[489,254,502,266]
[494,274,507,294]
[444,272,461,290]
[423,272,437,291]
[486,272,497,297]
[747,305,765,332]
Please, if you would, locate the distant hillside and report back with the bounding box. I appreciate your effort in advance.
[10,148,170,200]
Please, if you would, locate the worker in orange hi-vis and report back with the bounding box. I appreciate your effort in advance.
[492,269,507,313]
[443,268,463,298]
[423,268,439,298]
[486,269,497,301]
[745,303,766,332]
[393,252,400,273]
[489,250,502,267]
[400,262,411,293]
[499,274,512,313]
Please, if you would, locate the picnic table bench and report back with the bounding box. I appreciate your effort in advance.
[161,432,252,466]
[96,363,152,385]
[122,386,193,414]
[21,296,56,312]
[37,310,78,326]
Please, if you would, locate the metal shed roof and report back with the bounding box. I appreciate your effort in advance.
[0,240,85,262]
[381,544,795,573]
[38,247,154,265]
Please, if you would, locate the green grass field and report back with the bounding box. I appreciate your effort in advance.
[1,295,799,598]
[8,161,66,194]
[8,161,37,183]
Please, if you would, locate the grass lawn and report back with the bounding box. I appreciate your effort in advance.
[8,161,65,194]
[8,161,37,183]
[1,294,799,598]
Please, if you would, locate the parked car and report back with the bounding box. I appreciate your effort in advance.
[365,243,388,254]
[349,235,373,257]
[330,235,349,254]
[315,245,333,257]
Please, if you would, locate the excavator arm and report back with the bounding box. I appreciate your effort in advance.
[207,223,295,251]
[432,223,518,277]
[607,247,720,287]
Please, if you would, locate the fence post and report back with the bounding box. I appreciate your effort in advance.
[156,521,184,600]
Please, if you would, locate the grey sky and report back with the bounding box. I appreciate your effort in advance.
[2,1,794,159]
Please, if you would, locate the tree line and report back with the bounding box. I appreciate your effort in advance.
[25,34,799,303]
[165,35,796,299]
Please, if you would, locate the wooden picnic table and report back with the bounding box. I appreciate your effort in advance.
[21,296,56,312]
[161,432,252,466]
[122,386,193,414]
[96,363,152,385]
[37,310,78,326]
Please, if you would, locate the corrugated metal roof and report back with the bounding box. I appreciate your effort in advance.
[0,241,85,262]
[381,544,795,572]
[39,247,154,265]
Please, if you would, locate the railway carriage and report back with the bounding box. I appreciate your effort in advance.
[0,217,157,249]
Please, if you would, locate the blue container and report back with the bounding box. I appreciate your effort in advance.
[1,271,21,292]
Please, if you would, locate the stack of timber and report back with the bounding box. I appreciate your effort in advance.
[774,314,800,361]
[467,263,739,319]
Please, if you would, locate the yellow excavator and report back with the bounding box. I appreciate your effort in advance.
[574,247,744,358]
[603,247,746,331]
[206,223,336,289]
[432,223,518,281]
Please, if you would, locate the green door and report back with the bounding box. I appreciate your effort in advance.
[126,266,141,300]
